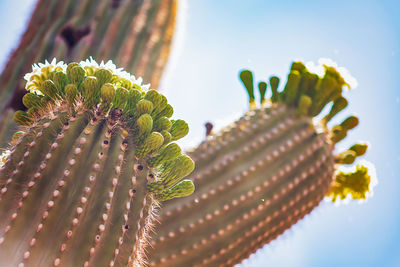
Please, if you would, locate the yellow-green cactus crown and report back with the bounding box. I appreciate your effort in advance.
[12,58,195,202]
[239,59,376,203]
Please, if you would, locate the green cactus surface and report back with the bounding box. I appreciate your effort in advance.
[0,58,194,266]
[147,61,374,266]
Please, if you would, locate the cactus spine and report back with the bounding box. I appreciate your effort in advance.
[0,59,194,266]
[0,0,177,146]
[147,61,374,266]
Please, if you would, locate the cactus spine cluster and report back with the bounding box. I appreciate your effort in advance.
[0,59,194,266]
[0,0,177,147]
[147,61,373,266]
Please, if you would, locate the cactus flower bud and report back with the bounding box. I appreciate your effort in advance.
[13,110,32,126]
[170,119,189,141]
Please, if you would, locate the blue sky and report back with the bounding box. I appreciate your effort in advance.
[1,0,399,266]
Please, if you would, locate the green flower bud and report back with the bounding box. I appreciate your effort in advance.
[155,180,195,201]
[170,119,189,141]
[153,154,195,191]
[137,99,154,115]
[40,80,58,100]
[340,116,359,131]
[113,87,129,109]
[310,75,340,116]
[159,104,173,118]
[239,70,255,108]
[325,65,348,88]
[94,68,112,87]
[126,89,142,111]
[335,150,356,164]
[144,90,161,106]
[22,93,42,109]
[152,95,168,117]
[27,106,39,116]
[282,70,301,106]
[331,125,347,144]
[297,94,312,116]
[322,96,348,124]
[135,114,153,142]
[65,84,79,105]
[67,64,85,86]
[83,76,99,107]
[298,71,319,97]
[153,117,172,132]
[160,130,172,145]
[66,62,80,73]
[100,83,116,104]
[13,110,33,126]
[269,76,280,102]
[135,132,164,158]
[258,81,267,105]
[290,61,306,73]
[148,143,181,167]
[52,71,68,95]
[349,143,368,156]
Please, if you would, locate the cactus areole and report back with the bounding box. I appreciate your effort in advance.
[0,58,195,266]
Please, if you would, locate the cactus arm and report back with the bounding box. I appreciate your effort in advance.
[0,59,195,265]
[148,61,374,266]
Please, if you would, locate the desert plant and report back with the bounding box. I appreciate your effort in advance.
[0,58,194,266]
[147,60,374,266]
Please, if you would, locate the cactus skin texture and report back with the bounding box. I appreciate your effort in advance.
[0,0,177,147]
[0,59,194,267]
[147,61,374,266]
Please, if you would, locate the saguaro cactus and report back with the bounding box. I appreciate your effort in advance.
[0,0,177,146]
[0,58,194,266]
[148,60,373,266]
